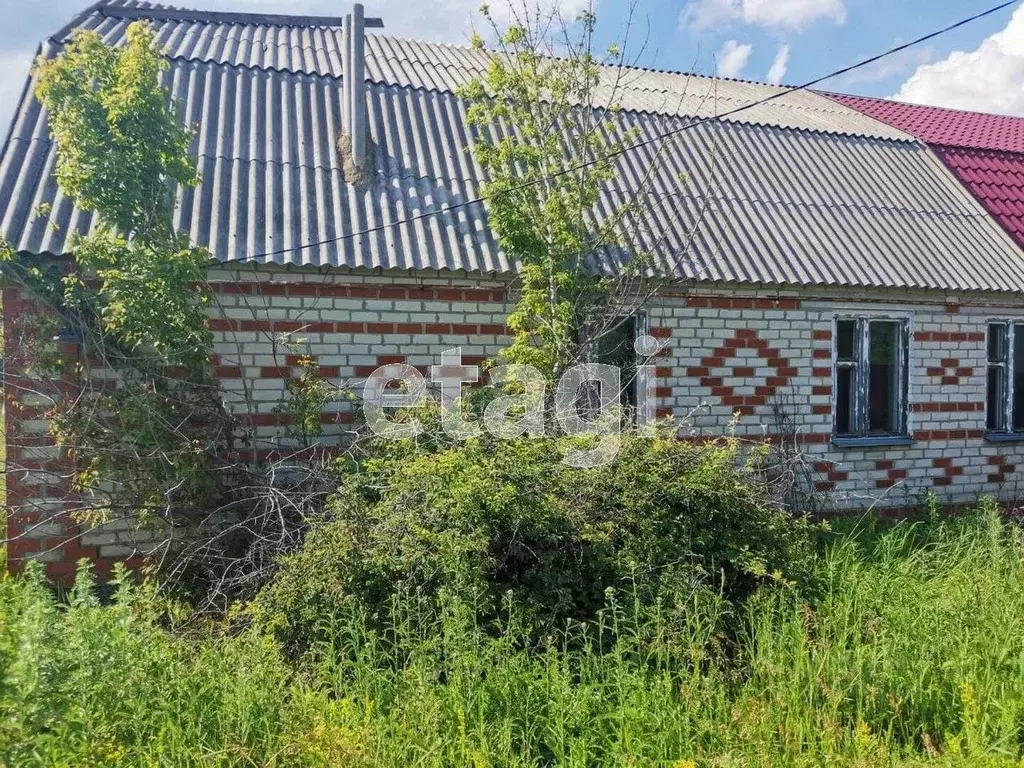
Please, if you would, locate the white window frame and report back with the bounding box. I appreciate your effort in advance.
[987,321,1024,434]
[832,316,910,439]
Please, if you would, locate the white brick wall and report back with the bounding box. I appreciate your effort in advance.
[646,286,1024,511]
[10,269,1024,580]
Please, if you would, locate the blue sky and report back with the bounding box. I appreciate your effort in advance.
[629,0,1016,91]
[1,0,1022,139]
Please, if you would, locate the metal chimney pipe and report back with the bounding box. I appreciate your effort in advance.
[350,3,367,169]
[342,12,352,137]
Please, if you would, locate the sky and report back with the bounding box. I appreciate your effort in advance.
[1,0,1023,140]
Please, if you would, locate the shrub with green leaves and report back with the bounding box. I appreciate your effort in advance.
[251,432,819,654]
[0,21,225,520]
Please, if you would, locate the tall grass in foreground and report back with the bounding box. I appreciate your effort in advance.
[3,505,1024,766]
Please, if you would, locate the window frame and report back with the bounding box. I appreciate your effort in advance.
[831,315,911,443]
[986,320,1024,438]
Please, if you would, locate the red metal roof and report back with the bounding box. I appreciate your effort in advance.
[827,93,1024,153]
[934,146,1024,246]
[827,93,1024,247]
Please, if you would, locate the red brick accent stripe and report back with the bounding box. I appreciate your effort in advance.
[207,282,507,303]
[914,331,985,343]
[911,402,984,413]
[913,429,986,440]
[686,297,801,310]
[208,319,512,335]
[238,412,357,427]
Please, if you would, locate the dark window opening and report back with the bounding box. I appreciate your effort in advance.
[596,316,639,410]
[868,321,901,434]
[1014,330,1024,432]
[833,317,908,439]
[835,366,854,435]
[834,319,858,436]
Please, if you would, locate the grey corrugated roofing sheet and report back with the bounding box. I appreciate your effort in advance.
[3,1,1024,293]
[65,0,910,140]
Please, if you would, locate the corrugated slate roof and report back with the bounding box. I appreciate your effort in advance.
[828,93,1024,249]
[4,1,1024,293]
[64,1,910,140]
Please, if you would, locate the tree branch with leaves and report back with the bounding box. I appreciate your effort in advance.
[2,23,224,526]
[459,2,702,383]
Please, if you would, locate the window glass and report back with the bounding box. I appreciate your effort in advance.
[1013,327,1024,432]
[833,318,908,438]
[988,323,1009,432]
[867,321,900,434]
[597,317,637,409]
[989,323,1008,362]
[836,320,857,361]
[835,366,855,435]
[988,364,1007,431]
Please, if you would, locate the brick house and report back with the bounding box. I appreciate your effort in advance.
[4,1,1024,580]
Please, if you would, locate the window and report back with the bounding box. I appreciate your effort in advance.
[833,318,909,438]
[596,316,639,410]
[987,322,1024,433]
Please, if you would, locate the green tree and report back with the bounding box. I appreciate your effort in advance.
[459,4,666,380]
[2,22,225,523]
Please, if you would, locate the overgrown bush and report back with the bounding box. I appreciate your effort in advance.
[251,432,819,654]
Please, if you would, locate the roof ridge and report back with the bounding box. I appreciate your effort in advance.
[80,1,805,95]
[92,0,384,32]
[369,33,774,89]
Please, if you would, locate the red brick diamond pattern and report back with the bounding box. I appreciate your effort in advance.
[925,357,973,386]
[988,455,1016,485]
[686,329,797,415]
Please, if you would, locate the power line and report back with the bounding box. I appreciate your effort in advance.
[228,0,1019,264]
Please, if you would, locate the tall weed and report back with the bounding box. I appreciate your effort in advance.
[3,504,1024,766]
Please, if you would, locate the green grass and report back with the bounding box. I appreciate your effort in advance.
[2,505,1024,766]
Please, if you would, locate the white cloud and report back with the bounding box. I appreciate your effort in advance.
[716,39,752,78]
[741,0,845,30]
[766,44,790,84]
[679,0,737,30]
[680,0,845,32]
[890,5,1024,116]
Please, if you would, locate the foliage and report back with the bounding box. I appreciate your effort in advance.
[33,24,196,241]
[744,498,1024,759]
[459,9,644,378]
[0,562,290,766]
[4,510,1024,765]
[273,335,338,446]
[250,431,819,655]
[0,22,226,520]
